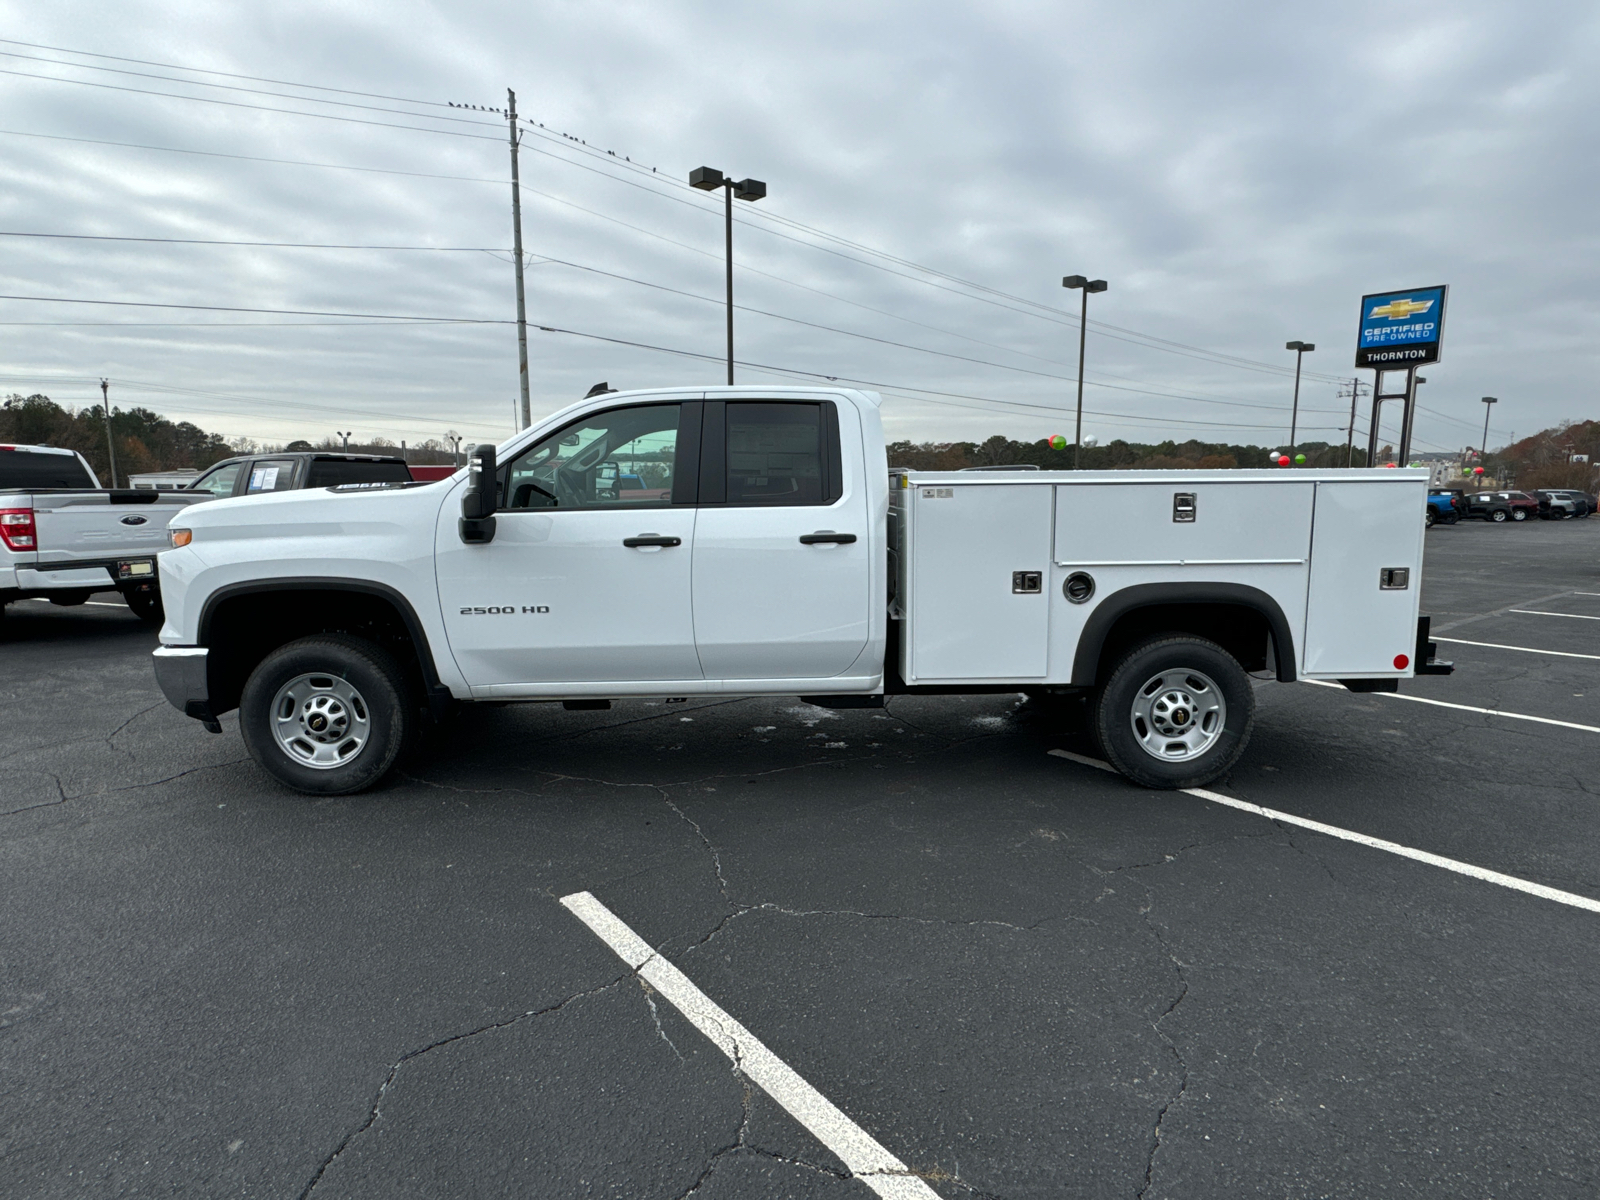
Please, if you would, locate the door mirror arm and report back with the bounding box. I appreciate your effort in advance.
[459,444,498,544]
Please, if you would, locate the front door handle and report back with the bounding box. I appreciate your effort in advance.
[799,531,857,545]
[623,534,682,548]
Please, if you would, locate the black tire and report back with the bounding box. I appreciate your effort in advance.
[1094,636,1255,789]
[1445,514,1459,525]
[1511,508,1527,521]
[1424,509,1435,528]
[124,587,164,628]
[239,634,414,795]
[1491,509,1508,523]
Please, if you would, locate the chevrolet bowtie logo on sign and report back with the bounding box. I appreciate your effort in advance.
[1368,297,1435,321]
[1357,285,1447,368]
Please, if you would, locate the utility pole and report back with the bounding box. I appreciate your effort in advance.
[99,378,119,489]
[1338,378,1369,466]
[508,89,532,430]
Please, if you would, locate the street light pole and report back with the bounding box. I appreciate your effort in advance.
[337,431,352,450]
[690,167,767,384]
[1285,341,1315,454]
[1062,275,1108,468]
[1480,396,1498,466]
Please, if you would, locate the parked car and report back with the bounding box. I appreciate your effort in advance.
[1,443,210,625]
[1535,488,1595,518]
[1465,490,1537,523]
[186,451,414,498]
[1426,489,1463,527]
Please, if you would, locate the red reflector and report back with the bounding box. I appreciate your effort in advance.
[1393,654,1410,670]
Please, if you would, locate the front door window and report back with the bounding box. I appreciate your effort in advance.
[504,404,683,509]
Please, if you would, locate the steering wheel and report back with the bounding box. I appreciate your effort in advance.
[514,480,558,508]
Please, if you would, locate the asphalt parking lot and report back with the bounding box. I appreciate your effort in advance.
[3,516,1598,1199]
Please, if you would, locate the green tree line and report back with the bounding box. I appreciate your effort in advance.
[1,393,235,486]
[887,434,1369,471]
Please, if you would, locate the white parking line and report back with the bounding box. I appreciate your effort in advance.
[1301,678,1600,734]
[1508,609,1600,621]
[1047,751,1600,915]
[560,891,940,1199]
[1432,636,1600,662]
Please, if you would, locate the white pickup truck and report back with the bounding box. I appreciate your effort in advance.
[1,443,211,625]
[151,386,1451,794]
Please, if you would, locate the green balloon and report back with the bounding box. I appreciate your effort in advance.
[1294,453,1306,465]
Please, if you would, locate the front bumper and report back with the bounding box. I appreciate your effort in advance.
[152,646,213,722]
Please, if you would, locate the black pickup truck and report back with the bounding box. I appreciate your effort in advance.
[185,452,413,498]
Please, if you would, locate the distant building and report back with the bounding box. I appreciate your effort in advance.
[128,468,201,490]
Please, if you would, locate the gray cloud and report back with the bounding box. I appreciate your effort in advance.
[1,0,1595,454]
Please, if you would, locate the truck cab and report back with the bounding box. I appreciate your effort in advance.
[152,386,1448,796]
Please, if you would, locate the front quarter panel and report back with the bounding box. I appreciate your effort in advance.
[160,483,468,694]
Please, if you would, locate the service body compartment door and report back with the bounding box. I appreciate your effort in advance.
[907,483,1052,681]
[1053,481,1312,565]
[1303,481,1424,676]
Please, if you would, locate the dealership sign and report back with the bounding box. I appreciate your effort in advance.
[1356,285,1447,368]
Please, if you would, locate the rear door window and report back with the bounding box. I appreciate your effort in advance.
[305,459,412,488]
[0,449,95,489]
[245,459,297,494]
[714,402,842,506]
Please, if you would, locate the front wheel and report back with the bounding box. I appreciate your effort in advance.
[239,635,414,795]
[1511,508,1528,522]
[1094,636,1255,789]
[1425,509,1436,528]
[1491,509,1508,523]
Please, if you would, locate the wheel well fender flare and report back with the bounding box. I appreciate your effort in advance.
[199,577,448,700]
[1070,582,1297,686]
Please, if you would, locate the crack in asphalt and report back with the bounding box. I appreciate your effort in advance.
[1130,883,1191,1200]
[638,978,686,1062]
[0,771,68,817]
[296,973,629,1200]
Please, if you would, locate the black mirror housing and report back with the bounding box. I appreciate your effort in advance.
[459,443,498,544]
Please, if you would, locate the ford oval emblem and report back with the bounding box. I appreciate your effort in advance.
[120,515,148,526]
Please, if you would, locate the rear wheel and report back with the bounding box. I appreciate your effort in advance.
[1425,509,1436,528]
[124,587,164,627]
[239,635,414,795]
[1511,508,1528,521]
[1094,636,1255,789]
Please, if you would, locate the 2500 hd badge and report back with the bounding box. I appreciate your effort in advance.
[460,605,550,614]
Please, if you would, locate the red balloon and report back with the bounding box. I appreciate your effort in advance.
[1277,454,1290,466]
[1473,466,1485,475]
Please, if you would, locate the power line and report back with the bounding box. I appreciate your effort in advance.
[0,231,507,251]
[0,127,512,184]
[0,36,464,109]
[0,66,502,142]
[0,293,508,323]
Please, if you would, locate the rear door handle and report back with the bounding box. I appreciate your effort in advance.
[799,531,857,545]
[623,534,681,548]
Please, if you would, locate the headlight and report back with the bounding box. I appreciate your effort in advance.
[170,528,193,548]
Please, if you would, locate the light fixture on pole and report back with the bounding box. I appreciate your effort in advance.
[1062,275,1108,468]
[1285,341,1315,455]
[690,167,767,385]
[1480,396,1498,465]
[337,431,352,450]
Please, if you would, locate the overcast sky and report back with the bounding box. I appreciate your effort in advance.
[0,1,1595,455]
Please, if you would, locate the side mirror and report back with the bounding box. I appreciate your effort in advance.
[459,444,498,544]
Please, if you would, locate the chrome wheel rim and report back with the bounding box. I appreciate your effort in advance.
[1129,668,1227,762]
[270,672,371,770]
